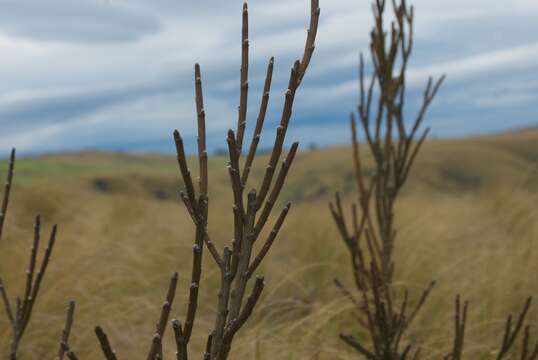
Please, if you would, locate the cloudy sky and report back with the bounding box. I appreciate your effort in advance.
[0,0,537,155]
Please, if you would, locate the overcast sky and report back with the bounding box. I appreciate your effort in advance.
[0,0,537,155]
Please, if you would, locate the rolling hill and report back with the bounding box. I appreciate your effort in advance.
[1,128,538,359]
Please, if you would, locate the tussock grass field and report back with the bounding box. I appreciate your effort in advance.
[1,128,538,359]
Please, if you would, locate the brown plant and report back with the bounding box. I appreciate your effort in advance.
[0,149,68,359]
[58,301,78,360]
[94,1,319,359]
[447,296,538,360]
[331,1,538,359]
[330,0,443,357]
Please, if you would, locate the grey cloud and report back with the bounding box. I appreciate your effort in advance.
[0,0,537,155]
[0,0,161,43]
[0,76,179,131]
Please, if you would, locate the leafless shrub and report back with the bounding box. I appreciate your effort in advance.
[93,1,319,359]
[329,0,443,356]
[331,1,537,358]
[0,150,69,359]
[447,296,538,360]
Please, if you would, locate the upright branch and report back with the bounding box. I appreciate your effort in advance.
[339,266,434,359]
[94,272,179,360]
[58,301,78,360]
[330,0,444,357]
[446,297,538,360]
[446,296,468,360]
[172,2,319,358]
[0,149,15,243]
[235,2,249,154]
[0,150,61,360]
[91,1,319,360]
[1,216,58,359]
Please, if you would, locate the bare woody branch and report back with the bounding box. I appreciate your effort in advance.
[95,326,118,360]
[146,272,179,360]
[446,295,468,360]
[235,2,249,154]
[168,1,319,359]
[521,326,538,360]
[332,2,538,358]
[58,301,77,360]
[331,0,443,358]
[0,149,67,360]
[0,2,316,360]
[94,273,179,360]
[446,297,537,360]
[2,218,59,359]
[241,57,274,186]
[0,148,15,243]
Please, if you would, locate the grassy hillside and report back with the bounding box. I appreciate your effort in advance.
[1,129,538,359]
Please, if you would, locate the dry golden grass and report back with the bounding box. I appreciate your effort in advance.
[1,128,538,359]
